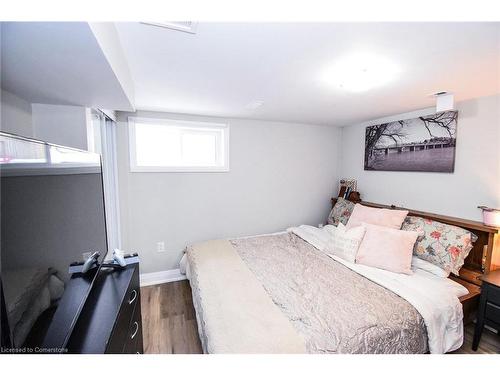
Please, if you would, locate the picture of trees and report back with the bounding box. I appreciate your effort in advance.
[364,111,458,172]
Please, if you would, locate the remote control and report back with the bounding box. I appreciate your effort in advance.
[113,249,127,267]
[81,251,100,273]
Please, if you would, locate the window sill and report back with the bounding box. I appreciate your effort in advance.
[129,166,230,173]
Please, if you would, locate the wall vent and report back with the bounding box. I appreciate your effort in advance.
[429,91,454,112]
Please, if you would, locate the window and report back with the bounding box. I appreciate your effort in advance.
[128,117,229,172]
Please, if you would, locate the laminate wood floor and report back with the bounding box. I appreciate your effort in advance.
[141,280,500,354]
[141,280,202,354]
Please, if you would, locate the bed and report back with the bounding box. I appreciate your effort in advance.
[179,200,498,354]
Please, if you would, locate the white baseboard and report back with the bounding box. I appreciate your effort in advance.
[140,268,186,287]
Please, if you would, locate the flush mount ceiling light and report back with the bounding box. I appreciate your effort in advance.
[323,53,400,93]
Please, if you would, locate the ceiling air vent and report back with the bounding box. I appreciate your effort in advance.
[141,22,198,34]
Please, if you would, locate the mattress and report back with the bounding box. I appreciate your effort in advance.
[184,232,437,353]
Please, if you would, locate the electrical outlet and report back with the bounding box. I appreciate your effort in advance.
[156,241,165,252]
[318,223,324,228]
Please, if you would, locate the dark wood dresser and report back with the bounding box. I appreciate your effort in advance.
[66,257,143,354]
[472,270,500,351]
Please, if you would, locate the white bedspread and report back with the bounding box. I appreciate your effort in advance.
[289,225,467,354]
[185,239,306,353]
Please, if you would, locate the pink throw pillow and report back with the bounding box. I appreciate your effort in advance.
[346,204,408,230]
[356,223,419,274]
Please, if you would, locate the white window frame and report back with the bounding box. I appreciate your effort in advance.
[128,117,230,173]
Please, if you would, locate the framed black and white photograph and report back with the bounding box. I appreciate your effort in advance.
[364,111,458,173]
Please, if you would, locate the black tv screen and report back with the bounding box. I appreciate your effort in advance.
[0,132,108,351]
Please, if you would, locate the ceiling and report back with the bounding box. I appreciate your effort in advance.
[115,22,500,126]
[1,22,134,111]
[2,23,498,127]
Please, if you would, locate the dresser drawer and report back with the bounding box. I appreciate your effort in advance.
[123,303,143,354]
[486,283,500,306]
[106,268,140,353]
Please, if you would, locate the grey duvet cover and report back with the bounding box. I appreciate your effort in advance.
[228,233,428,353]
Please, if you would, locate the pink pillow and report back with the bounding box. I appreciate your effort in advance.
[345,204,408,230]
[356,223,419,274]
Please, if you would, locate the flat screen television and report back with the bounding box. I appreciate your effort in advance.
[0,132,108,352]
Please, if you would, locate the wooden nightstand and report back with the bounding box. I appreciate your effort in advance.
[472,269,500,351]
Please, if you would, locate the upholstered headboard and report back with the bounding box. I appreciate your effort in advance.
[331,198,499,286]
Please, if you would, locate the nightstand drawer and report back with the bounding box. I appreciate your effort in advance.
[473,270,500,351]
[486,283,500,306]
[485,302,500,325]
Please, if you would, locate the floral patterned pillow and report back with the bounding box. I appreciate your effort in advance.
[327,197,355,226]
[402,216,477,276]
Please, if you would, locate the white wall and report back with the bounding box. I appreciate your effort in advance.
[0,89,33,137]
[32,103,92,150]
[116,111,341,273]
[0,91,93,150]
[340,94,500,221]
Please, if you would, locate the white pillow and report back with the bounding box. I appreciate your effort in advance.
[411,256,450,278]
[326,223,366,263]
